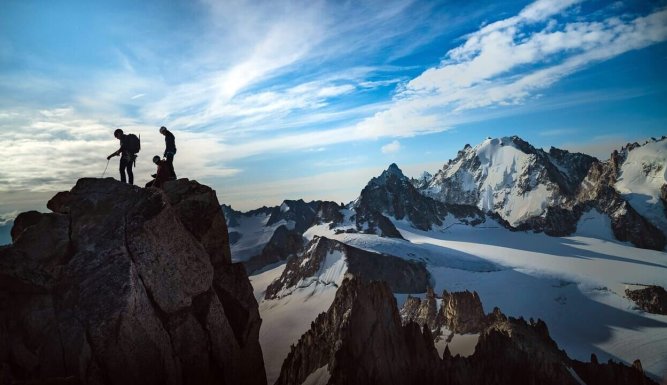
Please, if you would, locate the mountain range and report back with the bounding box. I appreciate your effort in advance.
[228,135,667,275]
[2,135,665,384]
[235,135,667,383]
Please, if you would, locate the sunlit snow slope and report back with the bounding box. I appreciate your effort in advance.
[615,139,667,235]
[299,217,667,380]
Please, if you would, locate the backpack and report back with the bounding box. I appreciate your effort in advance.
[126,134,141,154]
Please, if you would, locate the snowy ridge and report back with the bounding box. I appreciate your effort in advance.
[227,211,275,262]
[424,136,592,227]
[615,137,667,235]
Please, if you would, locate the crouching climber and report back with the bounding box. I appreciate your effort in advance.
[145,155,171,189]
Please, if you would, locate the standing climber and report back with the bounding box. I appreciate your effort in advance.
[107,129,140,185]
[159,126,177,179]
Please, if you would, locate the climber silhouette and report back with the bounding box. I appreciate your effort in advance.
[159,126,177,180]
[145,155,171,189]
[107,129,140,185]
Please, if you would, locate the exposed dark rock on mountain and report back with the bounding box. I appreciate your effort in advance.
[571,355,658,385]
[243,224,304,274]
[425,136,596,216]
[410,171,433,190]
[276,277,655,385]
[0,178,266,385]
[625,285,667,315]
[221,204,242,228]
[275,278,440,385]
[401,288,485,337]
[227,200,345,274]
[355,163,484,233]
[547,146,599,192]
[421,136,666,250]
[576,160,665,250]
[518,205,585,236]
[349,209,404,238]
[440,290,486,334]
[400,287,439,332]
[265,236,430,300]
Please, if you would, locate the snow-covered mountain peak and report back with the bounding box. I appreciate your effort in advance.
[424,136,596,227]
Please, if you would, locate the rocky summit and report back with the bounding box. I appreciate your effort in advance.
[0,178,266,385]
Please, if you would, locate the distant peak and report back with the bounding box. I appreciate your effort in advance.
[386,163,404,176]
[372,163,406,183]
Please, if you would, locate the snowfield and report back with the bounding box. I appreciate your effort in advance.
[242,137,667,383]
[398,219,667,380]
[228,212,295,262]
[250,249,347,384]
[251,216,667,382]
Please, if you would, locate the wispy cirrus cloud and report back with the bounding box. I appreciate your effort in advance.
[207,0,667,161]
[2,0,666,209]
[539,129,577,137]
[373,1,667,134]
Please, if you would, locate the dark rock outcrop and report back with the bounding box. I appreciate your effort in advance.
[400,287,439,332]
[625,285,667,315]
[276,277,656,385]
[275,278,440,385]
[401,288,485,337]
[0,178,266,385]
[572,355,658,385]
[265,236,430,299]
[230,200,345,273]
[243,225,304,274]
[355,164,484,232]
[577,161,665,250]
[440,290,486,334]
[422,136,666,250]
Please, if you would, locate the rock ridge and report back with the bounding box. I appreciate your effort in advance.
[276,277,657,385]
[0,178,266,385]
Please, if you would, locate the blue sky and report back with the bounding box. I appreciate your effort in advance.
[1,0,666,215]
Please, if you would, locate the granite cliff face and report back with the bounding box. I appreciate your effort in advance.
[0,178,266,385]
[275,278,440,385]
[276,278,657,385]
[400,288,486,336]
